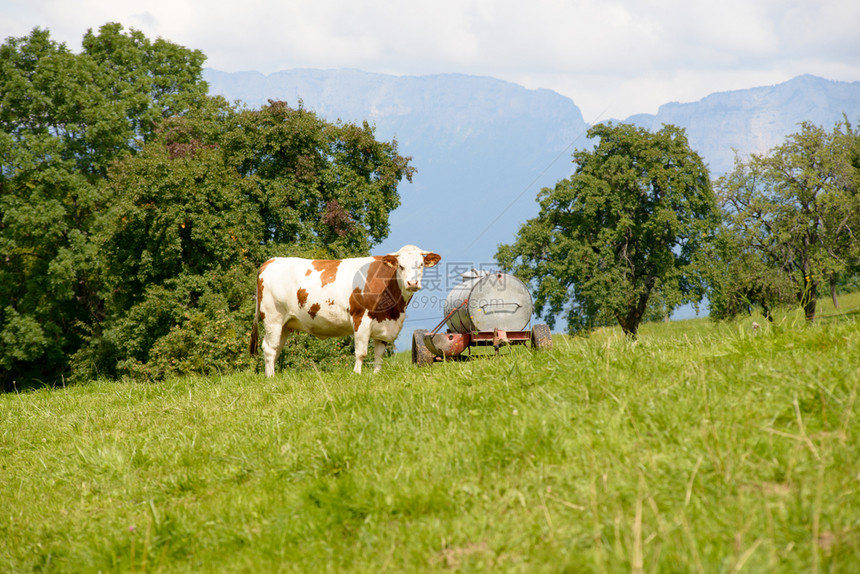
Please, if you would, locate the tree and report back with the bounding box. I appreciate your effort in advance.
[0,25,207,389]
[70,100,259,379]
[713,120,860,321]
[697,171,796,322]
[497,122,717,337]
[221,99,414,257]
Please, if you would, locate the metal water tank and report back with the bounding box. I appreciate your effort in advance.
[443,269,534,333]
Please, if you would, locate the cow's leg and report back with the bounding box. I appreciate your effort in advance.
[372,339,387,374]
[262,321,288,377]
[353,326,371,375]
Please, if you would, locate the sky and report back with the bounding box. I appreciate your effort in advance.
[2,0,859,121]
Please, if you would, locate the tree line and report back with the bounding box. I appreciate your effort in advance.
[3,24,858,390]
[498,120,860,336]
[0,25,413,390]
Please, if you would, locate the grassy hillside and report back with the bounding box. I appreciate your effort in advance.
[2,296,859,572]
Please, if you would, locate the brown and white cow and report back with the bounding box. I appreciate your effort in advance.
[249,245,441,376]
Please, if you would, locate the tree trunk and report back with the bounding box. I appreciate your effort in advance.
[801,279,818,322]
[804,297,817,321]
[618,317,639,338]
[830,274,839,309]
[617,280,654,338]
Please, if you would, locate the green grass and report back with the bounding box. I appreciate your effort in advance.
[2,296,860,572]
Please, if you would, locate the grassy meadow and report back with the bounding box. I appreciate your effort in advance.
[2,295,859,572]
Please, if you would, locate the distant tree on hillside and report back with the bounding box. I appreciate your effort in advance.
[711,120,860,321]
[497,122,718,337]
[697,166,797,321]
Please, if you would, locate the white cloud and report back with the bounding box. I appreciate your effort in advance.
[1,0,858,119]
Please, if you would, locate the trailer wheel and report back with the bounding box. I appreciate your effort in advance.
[412,329,434,366]
[530,324,552,351]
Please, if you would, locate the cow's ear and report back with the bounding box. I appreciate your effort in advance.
[423,252,441,267]
[382,254,398,268]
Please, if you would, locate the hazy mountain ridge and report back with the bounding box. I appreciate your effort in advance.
[629,74,860,174]
[205,68,583,124]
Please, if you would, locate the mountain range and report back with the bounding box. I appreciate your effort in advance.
[203,69,860,340]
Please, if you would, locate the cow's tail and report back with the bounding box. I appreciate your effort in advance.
[249,311,259,356]
[249,276,261,356]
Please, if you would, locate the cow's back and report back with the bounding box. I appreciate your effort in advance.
[258,256,374,339]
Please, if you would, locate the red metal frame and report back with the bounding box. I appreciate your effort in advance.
[423,328,532,358]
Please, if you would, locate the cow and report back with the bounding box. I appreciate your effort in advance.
[249,245,441,376]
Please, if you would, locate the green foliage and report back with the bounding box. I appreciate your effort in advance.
[498,122,718,337]
[221,99,414,257]
[712,120,860,321]
[99,113,261,300]
[698,163,798,321]
[75,273,255,380]
[2,308,859,571]
[275,332,356,372]
[840,271,860,294]
[0,25,207,389]
[81,23,208,148]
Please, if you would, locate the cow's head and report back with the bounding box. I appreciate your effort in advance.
[382,245,441,293]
